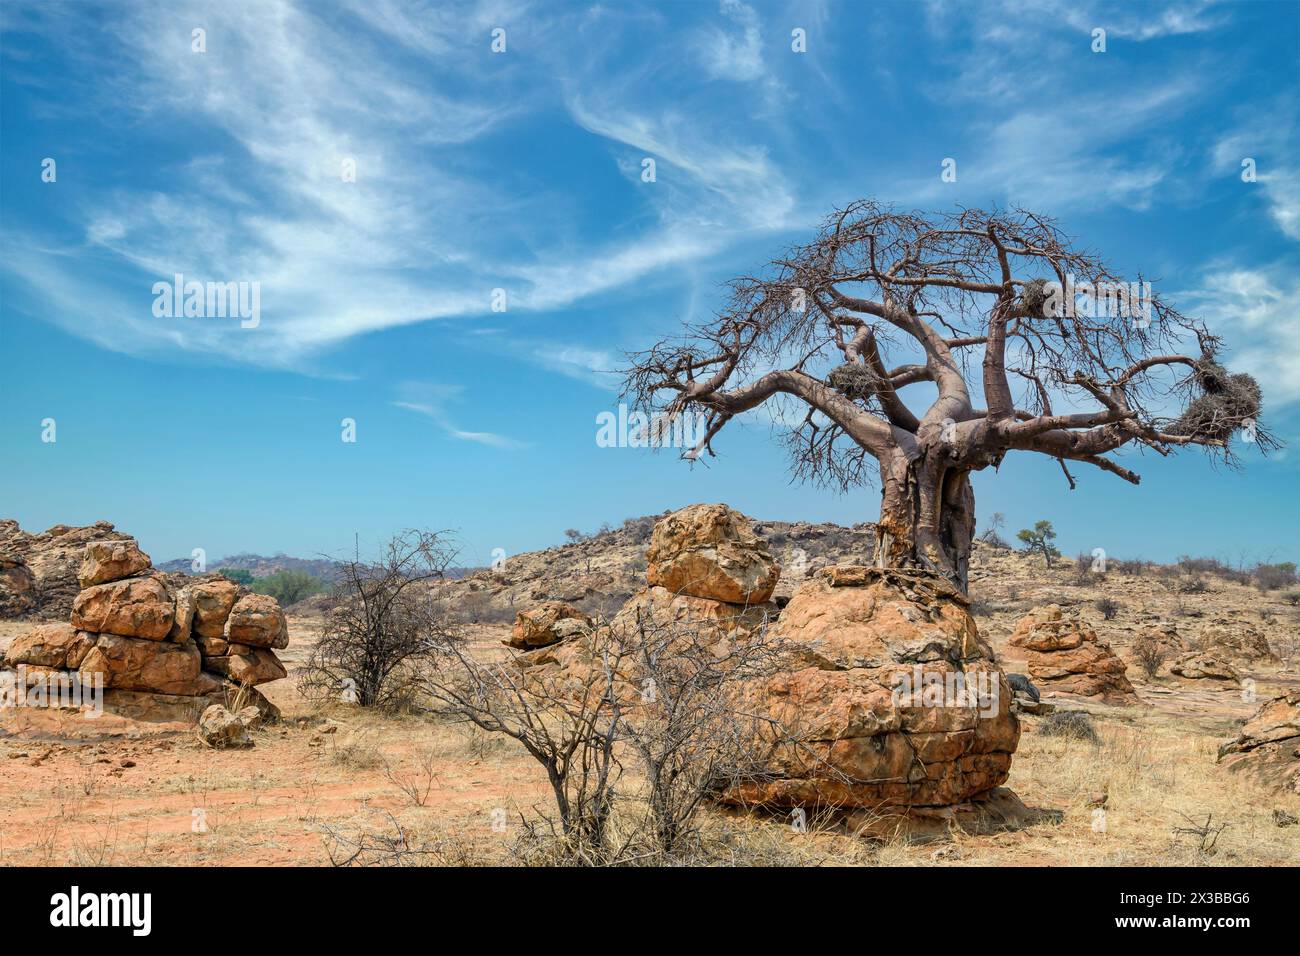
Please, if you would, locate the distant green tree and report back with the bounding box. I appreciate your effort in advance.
[218,568,254,586]
[253,569,326,605]
[1017,520,1061,569]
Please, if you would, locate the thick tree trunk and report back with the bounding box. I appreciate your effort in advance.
[872,451,975,593]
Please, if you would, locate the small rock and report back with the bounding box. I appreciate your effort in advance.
[197,704,256,749]
[1273,809,1298,828]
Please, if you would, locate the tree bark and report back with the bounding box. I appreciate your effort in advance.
[872,452,975,593]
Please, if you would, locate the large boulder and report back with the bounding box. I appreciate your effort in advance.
[507,600,590,649]
[78,539,151,587]
[191,578,243,638]
[3,623,96,670]
[719,567,1020,810]
[225,593,288,649]
[1218,691,1300,793]
[78,633,211,696]
[70,575,175,640]
[203,644,287,685]
[1008,606,1137,704]
[645,504,779,604]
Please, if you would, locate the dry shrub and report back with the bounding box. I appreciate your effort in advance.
[1253,562,1298,592]
[421,633,627,863]
[1038,710,1100,745]
[419,602,799,865]
[1095,597,1120,620]
[321,810,484,867]
[611,607,793,857]
[299,530,458,709]
[383,745,439,807]
[1131,632,1167,679]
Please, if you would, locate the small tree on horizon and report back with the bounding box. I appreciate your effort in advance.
[1018,520,1061,569]
[979,511,1008,548]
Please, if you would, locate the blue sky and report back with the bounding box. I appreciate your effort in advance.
[2,0,1298,568]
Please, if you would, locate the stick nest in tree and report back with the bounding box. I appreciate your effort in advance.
[1017,278,1050,316]
[827,363,887,402]
[1168,355,1262,442]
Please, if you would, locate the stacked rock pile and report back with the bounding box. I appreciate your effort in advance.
[2,538,287,728]
[1008,605,1138,704]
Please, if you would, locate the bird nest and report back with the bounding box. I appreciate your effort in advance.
[1017,278,1050,316]
[827,363,887,401]
[1168,355,1261,442]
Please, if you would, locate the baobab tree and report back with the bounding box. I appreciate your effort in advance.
[624,202,1274,591]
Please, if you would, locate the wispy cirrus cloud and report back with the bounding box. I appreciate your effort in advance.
[391,382,527,448]
[2,0,801,373]
[1212,112,1300,242]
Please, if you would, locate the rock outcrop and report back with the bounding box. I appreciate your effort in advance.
[0,556,37,616]
[2,532,288,734]
[514,504,780,665]
[1218,691,1300,793]
[1129,620,1276,672]
[719,566,1020,810]
[510,504,1021,816]
[1008,606,1138,704]
[1197,621,1276,664]
[1169,651,1240,683]
[0,520,133,619]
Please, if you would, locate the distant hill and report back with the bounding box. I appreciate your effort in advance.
[156,552,479,582]
[156,552,346,580]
